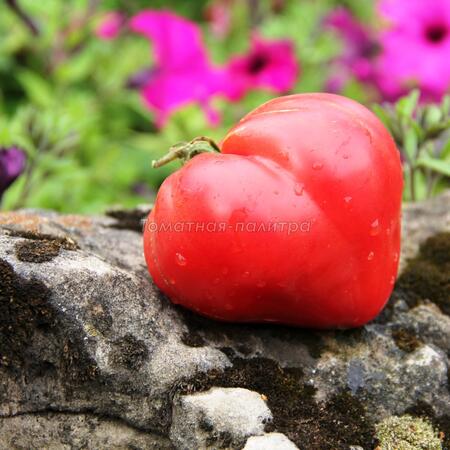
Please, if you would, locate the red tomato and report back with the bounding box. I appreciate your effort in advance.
[143,93,403,328]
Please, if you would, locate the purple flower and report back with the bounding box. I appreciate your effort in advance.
[126,67,157,90]
[324,8,378,91]
[95,12,125,40]
[223,35,299,101]
[377,0,450,100]
[129,10,223,127]
[0,147,26,200]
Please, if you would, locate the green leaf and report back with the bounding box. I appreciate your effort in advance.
[441,95,450,117]
[396,89,419,118]
[16,70,53,107]
[372,104,390,127]
[411,121,425,144]
[403,128,418,162]
[423,105,442,129]
[416,156,450,177]
[413,169,428,201]
[441,140,450,161]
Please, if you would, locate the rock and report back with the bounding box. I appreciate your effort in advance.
[400,190,450,272]
[243,433,298,449]
[0,192,449,449]
[0,413,170,450]
[170,387,271,449]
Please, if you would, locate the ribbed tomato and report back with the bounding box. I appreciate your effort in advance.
[144,93,403,328]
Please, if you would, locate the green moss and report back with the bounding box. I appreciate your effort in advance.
[0,257,100,387]
[0,258,56,371]
[406,402,450,450]
[6,228,78,250]
[180,308,327,359]
[106,207,149,232]
[15,239,62,263]
[419,233,450,266]
[174,354,375,449]
[10,229,78,264]
[375,415,442,450]
[110,334,149,370]
[397,232,450,314]
[391,328,422,353]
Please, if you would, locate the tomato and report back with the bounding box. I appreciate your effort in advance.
[143,93,403,328]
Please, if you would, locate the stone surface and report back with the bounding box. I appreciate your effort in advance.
[0,191,449,449]
[0,413,171,450]
[400,190,450,272]
[243,433,298,449]
[170,387,271,449]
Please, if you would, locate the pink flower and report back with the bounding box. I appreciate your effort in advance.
[377,0,450,100]
[324,8,378,91]
[129,10,223,127]
[95,12,124,40]
[223,35,299,101]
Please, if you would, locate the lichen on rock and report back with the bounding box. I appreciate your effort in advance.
[375,415,442,450]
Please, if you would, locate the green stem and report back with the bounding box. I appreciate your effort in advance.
[5,0,39,36]
[152,136,220,168]
[409,166,416,201]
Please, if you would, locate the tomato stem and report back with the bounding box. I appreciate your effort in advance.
[152,136,220,168]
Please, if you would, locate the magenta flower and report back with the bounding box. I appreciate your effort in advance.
[223,35,299,101]
[377,0,450,100]
[129,10,223,127]
[324,8,377,92]
[0,147,26,201]
[95,12,124,40]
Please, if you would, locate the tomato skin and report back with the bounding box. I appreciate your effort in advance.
[144,93,403,328]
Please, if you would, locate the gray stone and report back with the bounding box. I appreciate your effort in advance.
[400,190,450,272]
[312,326,450,416]
[170,387,272,449]
[0,191,449,449]
[243,433,298,449]
[0,413,171,450]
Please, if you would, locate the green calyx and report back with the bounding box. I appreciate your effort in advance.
[152,136,220,168]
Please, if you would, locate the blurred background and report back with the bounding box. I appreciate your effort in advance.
[0,0,449,212]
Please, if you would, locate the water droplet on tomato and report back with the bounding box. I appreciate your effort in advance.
[312,162,323,170]
[344,196,352,203]
[175,253,187,266]
[242,271,250,278]
[393,253,399,263]
[294,183,304,196]
[256,280,266,288]
[169,278,176,285]
[206,291,213,300]
[370,219,381,236]
[367,251,375,261]
[213,277,220,285]
[390,276,395,285]
[222,267,229,275]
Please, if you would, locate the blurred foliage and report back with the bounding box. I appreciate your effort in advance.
[0,0,447,212]
[374,90,450,201]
